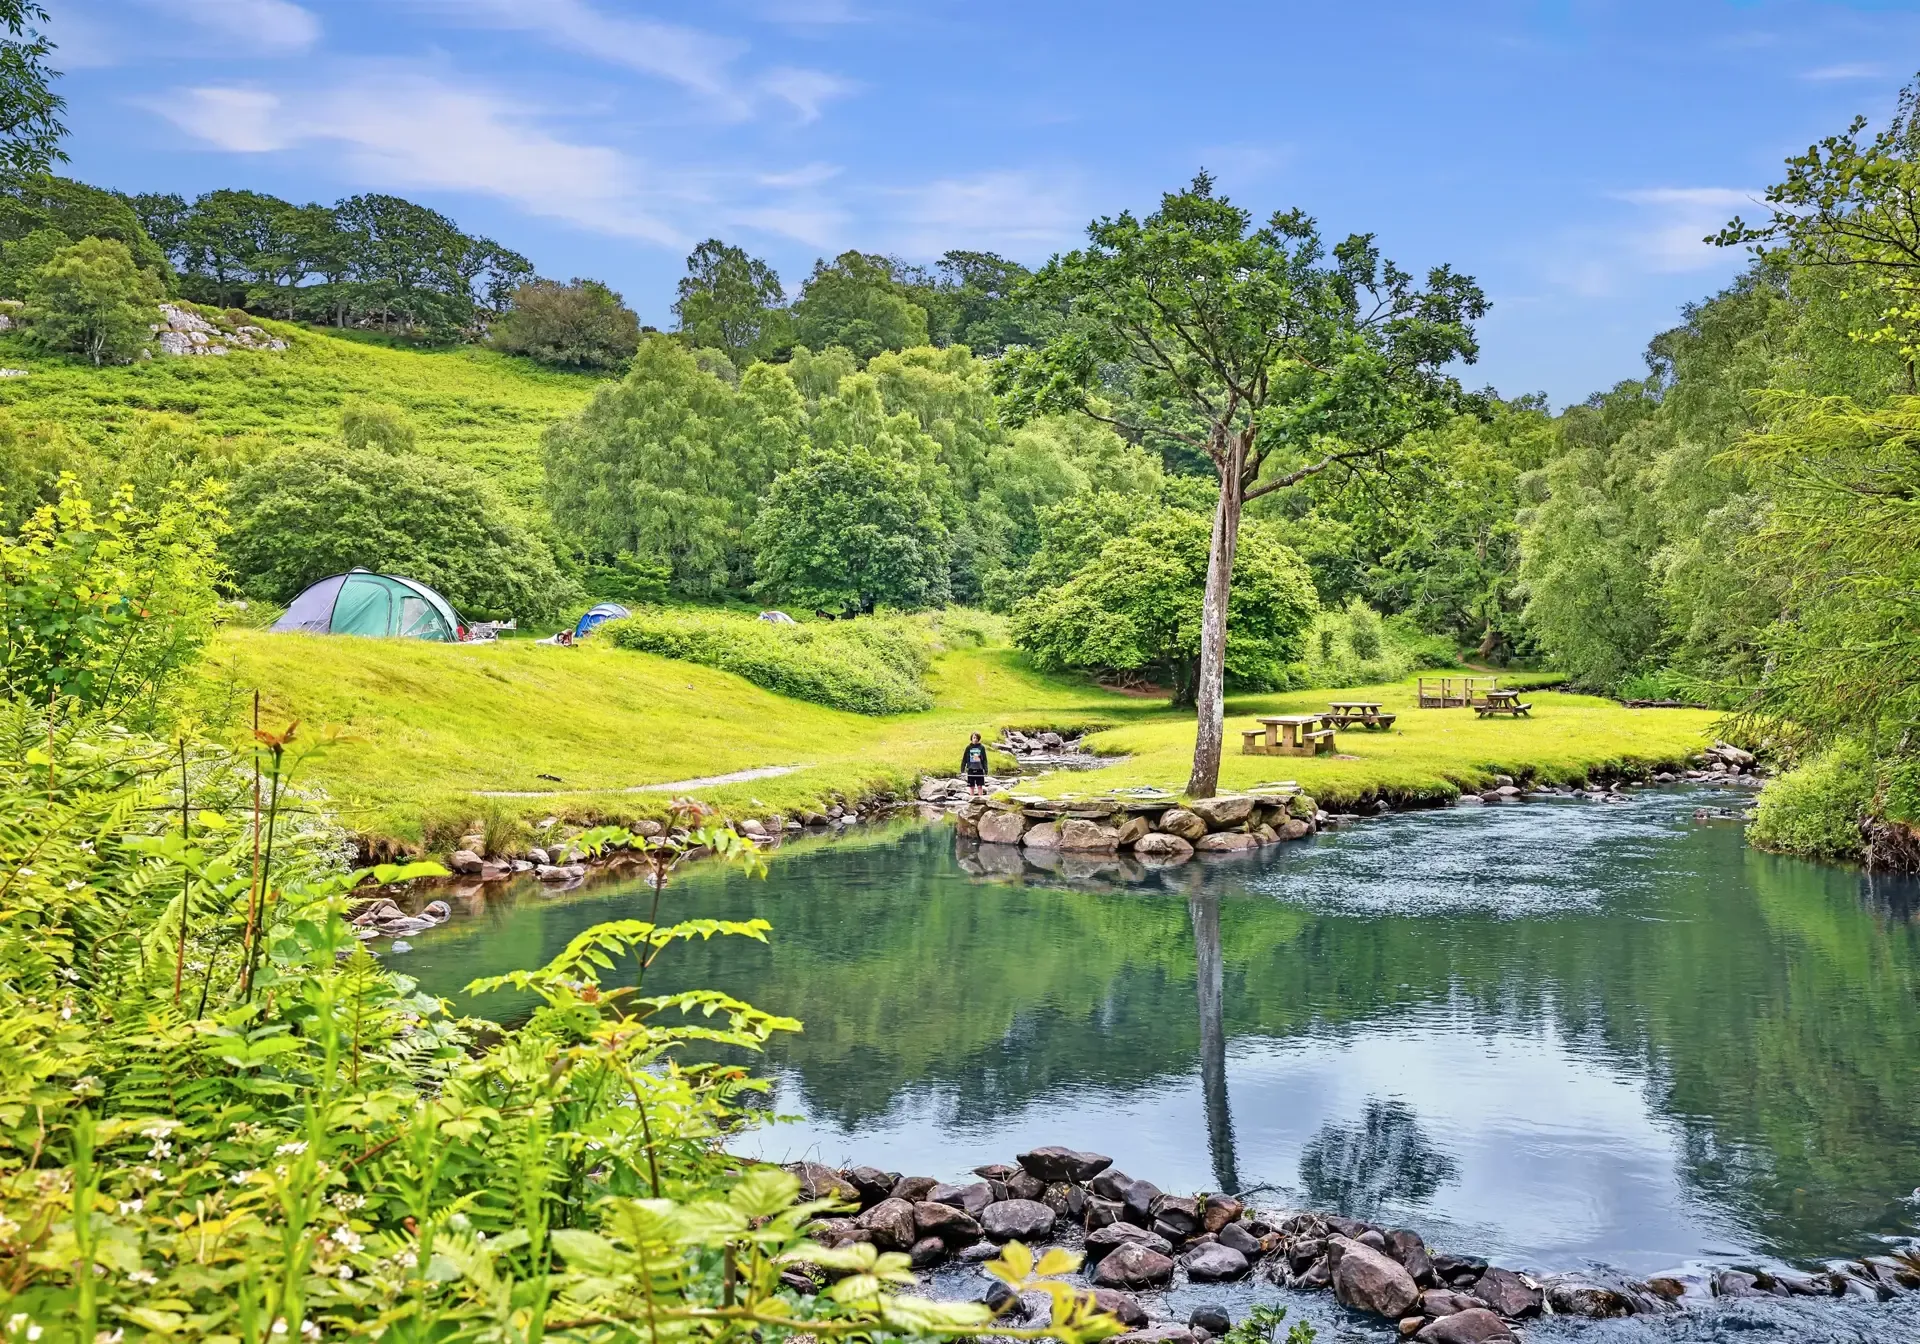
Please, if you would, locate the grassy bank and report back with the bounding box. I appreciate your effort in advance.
[202,629,1717,847]
[0,322,601,503]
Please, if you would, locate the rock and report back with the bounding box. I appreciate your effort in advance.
[1195,832,1259,853]
[1292,1255,1331,1290]
[977,811,1029,845]
[479,861,512,880]
[890,1175,939,1201]
[1121,1177,1161,1226]
[1043,1182,1084,1218]
[913,1199,982,1243]
[1189,1306,1232,1337]
[1188,795,1255,829]
[1134,832,1195,859]
[845,1166,895,1206]
[1039,731,1064,749]
[527,846,551,865]
[1329,1235,1420,1320]
[1023,821,1064,849]
[1088,1169,1133,1201]
[1216,1221,1260,1257]
[1385,1229,1433,1285]
[1085,1196,1123,1229]
[1431,1254,1487,1286]
[1155,808,1210,842]
[1086,1222,1172,1260]
[1358,1229,1389,1252]
[534,864,568,881]
[1019,1146,1114,1183]
[739,819,769,838]
[856,1197,918,1250]
[973,1162,1018,1182]
[955,1240,1000,1262]
[909,1235,947,1267]
[1287,1237,1326,1273]
[1712,1270,1764,1298]
[1058,819,1121,851]
[980,1280,1019,1316]
[1115,816,1152,847]
[1420,1289,1486,1317]
[1414,1308,1515,1343]
[1151,1194,1202,1238]
[1542,1274,1632,1318]
[1090,1241,1176,1290]
[1110,1328,1192,1344]
[1185,1244,1250,1281]
[929,1180,993,1216]
[788,1162,858,1205]
[1092,1290,1149,1329]
[1277,817,1313,841]
[448,849,484,875]
[1470,1267,1540,1318]
[1006,1168,1047,1202]
[981,1199,1056,1242]
[1201,1195,1244,1233]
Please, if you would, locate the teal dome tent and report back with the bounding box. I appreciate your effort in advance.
[270,569,463,641]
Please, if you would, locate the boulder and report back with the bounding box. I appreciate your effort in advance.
[856,1197,918,1250]
[1092,1290,1149,1329]
[1712,1270,1764,1298]
[1195,832,1259,853]
[929,1180,993,1216]
[1085,1196,1123,1230]
[1542,1274,1632,1318]
[846,1166,896,1206]
[1090,1242,1176,1290]
[1188,1306,1232,1337]
[1414,1309,1515,1343]
[1216,1222,1260,1257]
[1185,1244,1250,1282]
[1085,1222,1172,1260]
[1292,1256,1331,1290]
[1279,818,1313,841]
[1471,1267,1541,1318]
[1156,808,1210,842]
[1201,1195,1244,1233]
[1059,819,1121,851]
[789,1162,858,1205]
[1419,1289,1487,1317]
[1151,1194,1202,1238]
[890,1175,939,1201]
[978,811,1029,845]
[1358,1229,1389,1252]
[1023,821,1064,849]
[909,1235,948,1267]
[1329,1235,1420,1320]
[1134,832,1194,859]
[1121,1177,1161,1226]
[1088,1169,1133,1202]
[448,849,484,875]
[913,1199,982,1243]
[981,1199,1057,1241]
[1115,816,1152,847]
[1287,1238,1326,1274]
[1286,793,1318,819]
[526,846,551,866]
[1385,1228,1434,1285]
[1006,1168,1047,1202]
[1019,1145,1115,1183]
[1188,795,1255,829]
[1431,1254,1487,1286]
[1252,824,1280,845]
[974,1162,1019,1182]
[1110,1328,1191,1344]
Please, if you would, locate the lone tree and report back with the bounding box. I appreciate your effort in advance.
[998,173,1485,796]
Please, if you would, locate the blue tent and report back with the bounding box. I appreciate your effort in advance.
[271,569,462,641]
[573,602,631,639]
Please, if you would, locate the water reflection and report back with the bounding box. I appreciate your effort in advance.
[403,789,1920,1279]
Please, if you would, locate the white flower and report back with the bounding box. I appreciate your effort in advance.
[126,1269,157,1285]
[26,1326,42,1342]
[274,1141,307,1156]
[140,1125,171,1140]
[270,1321,287,1337]
[93,1332,121,1344]
[146,1140,171,1160]
[300,1320,320,1341]
[329,1226,363,1253]
[64,880,84,892]
[17,868,30,877]
[396,1249,417,1268]
[337,1265,353,1280]
[7,1317,26,1336]
[117,1199,143,1215]
[230,1170,255,1185]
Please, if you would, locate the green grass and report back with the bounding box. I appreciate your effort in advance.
[0,318,602,503]
[200,629,1716,846]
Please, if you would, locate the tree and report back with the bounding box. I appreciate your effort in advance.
[999,173,1485,794]
[0,2,64,183]
[1011,510,1318,705]
[227,444,578,621]
[24,236,160,365]
[790,251,929,360]
[672,238,786,366]
[0,174,167,273]
[543,335,803,593]
[927,250,1060,352]
[494,277,641,369]
[332,193,471,337]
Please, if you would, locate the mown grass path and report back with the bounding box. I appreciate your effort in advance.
[206,631,1716,844]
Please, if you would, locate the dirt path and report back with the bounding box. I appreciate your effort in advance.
[477,765,801,799]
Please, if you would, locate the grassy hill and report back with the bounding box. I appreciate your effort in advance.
[201,629,1716,847]
[0,319,603,503]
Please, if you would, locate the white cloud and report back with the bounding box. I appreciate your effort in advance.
[883,171,1082,259]
[154,70,680,245]
[1801,62,1885,81]
[168,0,320,54]
[1611,187,1756,272]
[760,67,855,123]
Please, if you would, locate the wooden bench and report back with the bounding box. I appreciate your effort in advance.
[1302,728,1337,753]
[1243,715,1336,756]
[1474,701,1533,718]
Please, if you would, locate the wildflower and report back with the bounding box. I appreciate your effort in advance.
[27,1326,42,1342]
[65,880,84,892]
[140,1125,171,1140]
[338,1265,353,1280]
[0,1218,19,1241]
[270,1321,287,1337]
[117,1199,143,1215]
[6,1316,26,1335]
[17,868,30,877]
[127,1268,157,1285]
[94,1332,122,1344]
[275,1141,307,1156]
[146,1140,171,1160]
[329,1226,363,1253]
[396,1249,417,1268]
[301,1321,321,1341]
[230,1170,255,1185]
[274,1165,289,1179]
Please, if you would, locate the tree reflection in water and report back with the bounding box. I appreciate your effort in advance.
[1298,1098,1459,1218]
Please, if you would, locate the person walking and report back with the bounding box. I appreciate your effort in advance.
[962,732,990,797]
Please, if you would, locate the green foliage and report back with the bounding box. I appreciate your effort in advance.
[672,237,788,366]
[1749,741,1875,862]
[227,440,578,622]
[0,174,163,273]
[544,335,803,595]
[754,375,953,612]
[790,251,930,360]
[1298,603,1455,690]
[23,235,161,365]
[494,276,642,370]
[339,397,416,455]
[1225,1303,1316,1344]
[1012,511,1319,704]
[0,222,62,296]
[0,2,65,182]
[0,474,225,727]
[600,609,935,715]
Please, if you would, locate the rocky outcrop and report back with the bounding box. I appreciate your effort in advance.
[152,302,289,356]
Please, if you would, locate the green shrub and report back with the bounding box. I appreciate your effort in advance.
[601,609,934,714]
[494,276,642,369]
[1749,741,1875,862]
[1297,603,1458,690]
[23,235,162,365]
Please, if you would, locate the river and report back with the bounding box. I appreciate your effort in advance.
[400,786,1920,1342]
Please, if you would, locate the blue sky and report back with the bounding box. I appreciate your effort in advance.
[43,0,1920,405]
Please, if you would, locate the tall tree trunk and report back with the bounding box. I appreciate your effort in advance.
[1186,444,1245,798]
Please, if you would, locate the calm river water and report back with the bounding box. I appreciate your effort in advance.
[401,788,1920,1342]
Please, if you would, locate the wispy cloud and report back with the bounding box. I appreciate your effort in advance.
[166,0,321,55]
[154,68,680,245]
[760,67,855,123]
[1800,62,1886,82]
[883,170,1082,259]
[1611,186,1755,272]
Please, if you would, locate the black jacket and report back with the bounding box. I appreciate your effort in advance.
[962,743,988,775]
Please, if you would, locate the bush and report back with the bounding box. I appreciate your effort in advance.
[227,443,579,621]
[601,609,934,714]
[1749,741,1875,862]
[23,235,162,365]
[494,276,642,369]
[1297,603,1459,690]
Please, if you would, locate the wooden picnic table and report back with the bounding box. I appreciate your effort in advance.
[1326,700,1397,730]
[1243,714,1337,757]
[1475,688,1533,719]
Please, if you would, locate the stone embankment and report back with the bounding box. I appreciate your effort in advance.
[786,1148,1920,1342]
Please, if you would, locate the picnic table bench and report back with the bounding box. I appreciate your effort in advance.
[1326,700,1397,730]
[1474,688,1533,718]
[1241,714,1337,757]
[1418,675,1505,708]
